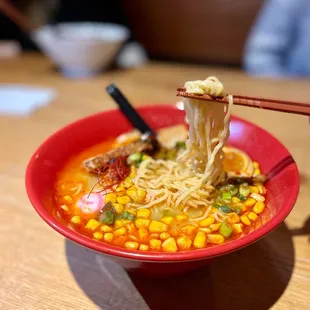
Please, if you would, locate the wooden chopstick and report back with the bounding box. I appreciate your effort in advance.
[0,0,35,33]
[176,88,310,117]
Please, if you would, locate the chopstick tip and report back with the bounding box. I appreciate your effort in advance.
[106,83,117,94]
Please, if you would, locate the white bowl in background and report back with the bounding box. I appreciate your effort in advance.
[31,22,130,78]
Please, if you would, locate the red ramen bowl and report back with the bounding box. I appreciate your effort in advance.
[25,105,299,277]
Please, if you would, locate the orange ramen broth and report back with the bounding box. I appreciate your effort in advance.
[54,139,271,252]
[54,139,115,234]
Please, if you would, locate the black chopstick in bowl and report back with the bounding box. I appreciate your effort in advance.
[106,84,156,136]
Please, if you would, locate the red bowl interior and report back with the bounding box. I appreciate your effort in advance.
[25,104,299,262]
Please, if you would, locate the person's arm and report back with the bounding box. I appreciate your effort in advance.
[243,0,304,78]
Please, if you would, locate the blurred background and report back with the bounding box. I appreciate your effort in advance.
[3,0,308,77]
[0,0,262,65]
[0,0,309,116]
[1,0,309,77]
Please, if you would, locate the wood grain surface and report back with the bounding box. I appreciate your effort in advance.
[1,54,310,310]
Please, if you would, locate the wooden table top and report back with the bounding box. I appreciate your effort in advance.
[1,54,310,310]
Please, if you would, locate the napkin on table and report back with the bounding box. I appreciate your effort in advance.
[0,84,57,116]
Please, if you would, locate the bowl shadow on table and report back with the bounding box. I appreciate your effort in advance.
[290,172,310,242]
[65,222,295,310]
[290,216,310,242]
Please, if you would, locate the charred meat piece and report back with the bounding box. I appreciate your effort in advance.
[83,136,158,174]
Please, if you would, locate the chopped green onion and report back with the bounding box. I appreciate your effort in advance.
[221,192,232,202]
[98,202,116,225]
[127,152,143,166]
[142,154,150,161]
[99,210,115,225]
[219,206,231,213]
[219,221,233,238]
[239,183,250,197]
[219,185,230,192]
[229,186,238,196]
[229,205,243,214]
[121,211,135,221]
[175,141,186,149]
[236,193,247,201]
[220,184,238,196]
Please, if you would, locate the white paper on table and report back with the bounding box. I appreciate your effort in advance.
[0,84,57,116]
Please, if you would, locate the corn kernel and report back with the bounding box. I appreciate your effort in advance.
[199,217,215,227]
[125,241,139,250]
[233,223,243,234]
[117,196,131,205]
[137,208,151,219]
[128,235,138,242]
[149,239,162,250]
[114,227,126,236]
[226,213,240,225]
[149,221,169,233]
[104,193,117,203]
[116,186,125,192]
[136,189,147,203]
[254,168,261,175]
[232,197,241,203]
[135,218,151,229]
[93,232,103,240]
[177,236,192,250]
[130,165,136,176]
[175,214,188,222]
[210,207,219,214]
[199,227,211,233]
[126,222,137,233]
[126,209,137,216]
[182,225,197,235]
[253,201,265,214]
[60,204,69,212]
[240,215,251,226]
[254,182,267,195]
[253,161,259,169]
[248,212,258,221]
[113,203,124,214]
[126,189,137,201]
[162,237,178,252]
[100,224,113,233]
[250,186,259,194]
[193,231,207,249]
[250,193,265,202]
[244,198,256,208]
[122,177,133,188]
[149,233,160,239]
[207,234,225,244]
[104,232,114,242]
[138,228,149,242]
[63,195,73,204]
[70,215,81,224]
[85,219,100,230]
[139,244,149,251]
[161,216,174,225]
[114,219,130,229]
[159,232,171,241]
[209,223,221,232]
